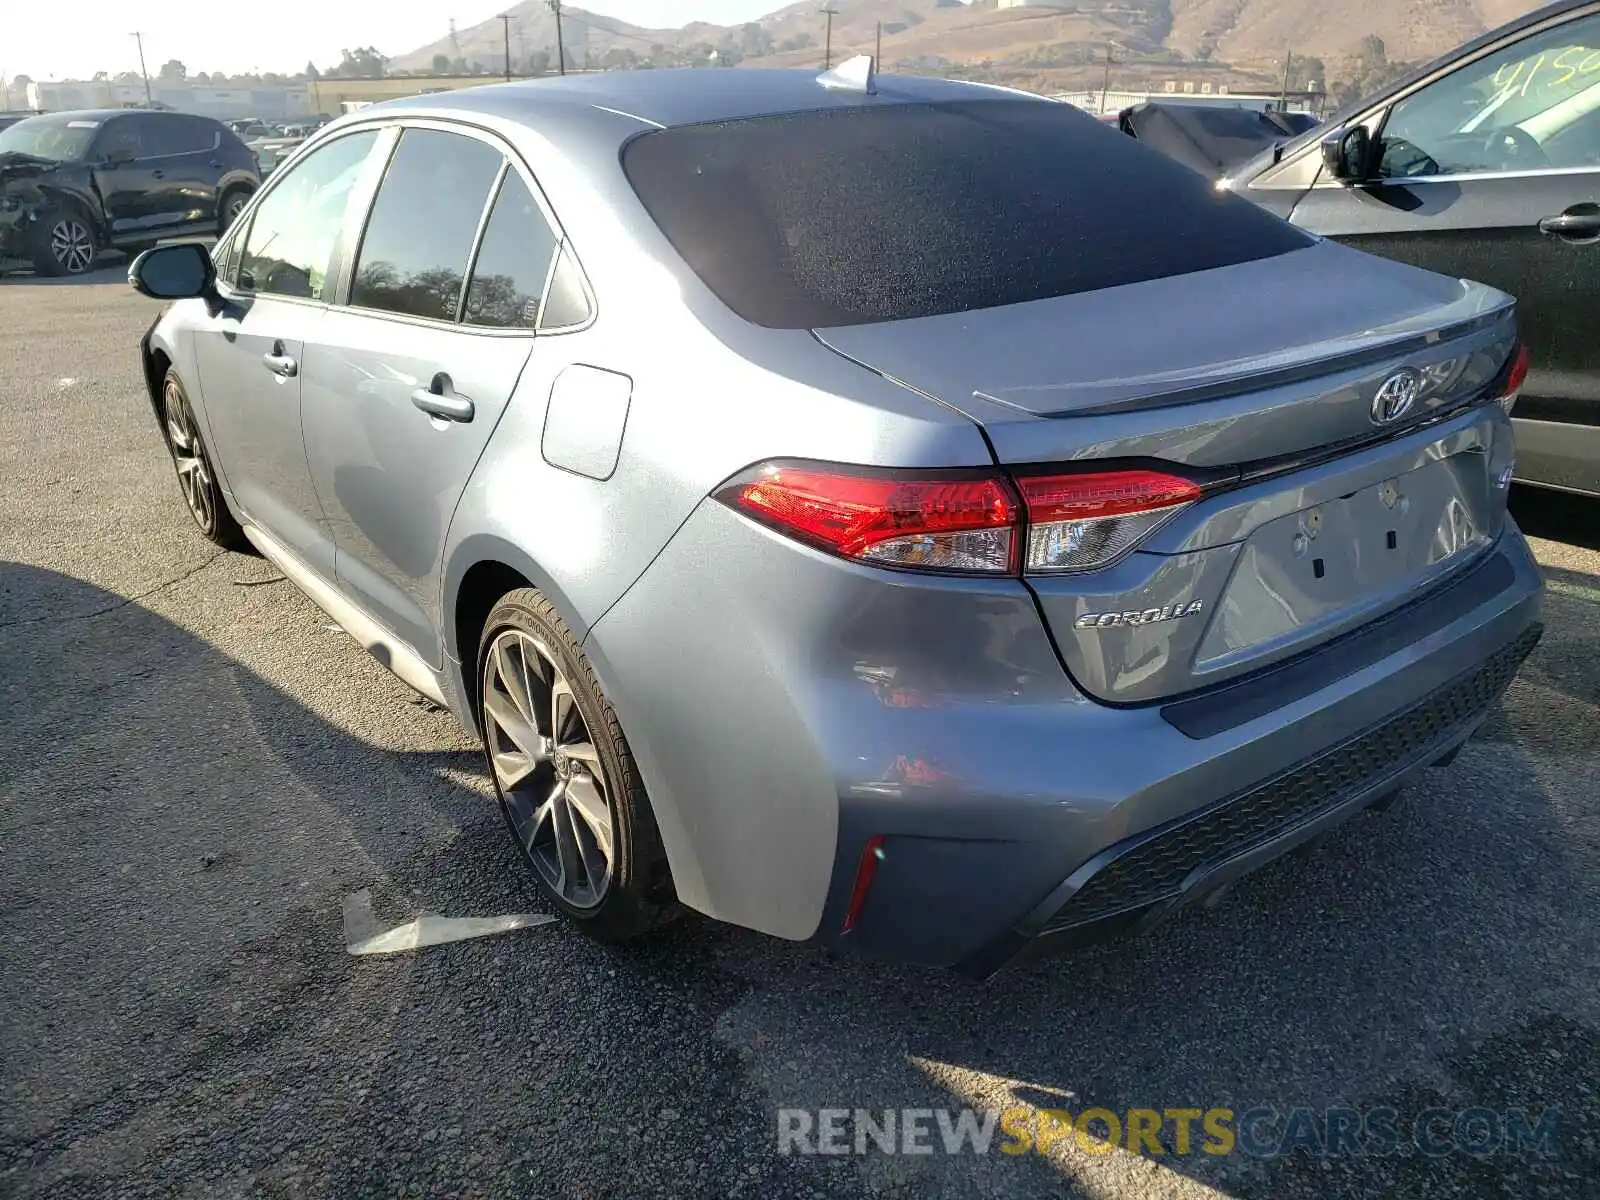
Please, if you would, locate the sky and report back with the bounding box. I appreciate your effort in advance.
[4,1,784,82]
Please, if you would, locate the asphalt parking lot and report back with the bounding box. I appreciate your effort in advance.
[2,266,1597,1199]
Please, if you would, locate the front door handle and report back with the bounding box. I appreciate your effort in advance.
[262,351,298,378]
[1537,204,1600,242]
[411,375,475,423]
[151,169,166,180]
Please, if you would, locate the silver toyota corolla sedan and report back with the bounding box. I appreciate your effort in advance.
[129,62,1543,976]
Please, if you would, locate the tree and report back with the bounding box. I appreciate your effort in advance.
[328,46,387,78]
[524,50,550,76]
[304,61,321,80]
[432,54,451,74]
[158,59,187,83]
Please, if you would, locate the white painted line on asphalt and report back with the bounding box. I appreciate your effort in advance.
[341,887,557,956]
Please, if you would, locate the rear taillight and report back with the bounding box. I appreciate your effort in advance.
[1497,342,1531,415]
[719,464,1020,573]
[1017,469,1201,573]
[719,461,1201,576]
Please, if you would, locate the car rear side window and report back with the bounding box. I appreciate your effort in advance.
[622,99,1315,329]
[239,130,378,301]
[145,115,218,156]
[350,128,503,323]
[463,170,560,329]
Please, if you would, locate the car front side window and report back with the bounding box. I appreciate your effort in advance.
[1379,14,1600,178]
[237,130,379,301]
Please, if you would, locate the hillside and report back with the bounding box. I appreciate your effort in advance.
[390,0,1552,92]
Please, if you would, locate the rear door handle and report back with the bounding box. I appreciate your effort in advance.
[262,350,298,378]
[151,169,165,180]
[411,375,474,423]
[1537,205,1600,241]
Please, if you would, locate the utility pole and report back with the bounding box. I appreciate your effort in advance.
[1278,48,1293,112]
[130,31,153,106]
[501,13,512,81]
[822,5,838,71]
[1,69,9,112]
[1099,43,1113,114]
[548,0,566,75]
[875,21,882,66]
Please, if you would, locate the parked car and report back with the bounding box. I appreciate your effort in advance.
[1112,101,1319,178]
[246,130,309,178]
[0,109,260,276]
[129,65,1542,975]
[1221,0,1600,496]
[0,111,46,133]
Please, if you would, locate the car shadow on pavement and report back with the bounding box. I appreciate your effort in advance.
[2,558,1596,1198]
[0,262,128,286]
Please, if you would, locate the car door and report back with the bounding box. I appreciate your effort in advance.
[300,124,554,666]
[1284,8,1600,489]
[87,116,159,240]
[143,115,229,233]
[190,128,384,580]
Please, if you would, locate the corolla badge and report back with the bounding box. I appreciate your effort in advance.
[1371,368,1421,424]
[1075,601,1205,630]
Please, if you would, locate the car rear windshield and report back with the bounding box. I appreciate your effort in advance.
[621,99,1315,329]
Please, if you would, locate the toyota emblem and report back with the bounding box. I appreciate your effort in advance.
[1371,368,1421,424]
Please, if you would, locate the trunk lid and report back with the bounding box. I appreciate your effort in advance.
[816,242,1520,704]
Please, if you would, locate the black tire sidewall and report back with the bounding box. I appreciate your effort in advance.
[219,187,251,233]
[160,369,248,549]
[477,588,673,938]
[31,206,97,277]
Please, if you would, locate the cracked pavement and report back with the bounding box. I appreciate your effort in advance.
[1,269,1598,1198]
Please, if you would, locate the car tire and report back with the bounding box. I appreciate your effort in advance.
[477,588,678,941]
[217,186,252,235]
[159,369,250,551]
[30,206,98,276]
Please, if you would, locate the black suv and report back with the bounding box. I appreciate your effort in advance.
[0,109,260,276]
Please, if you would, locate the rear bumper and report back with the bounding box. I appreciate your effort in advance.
[588,501,1543,972]
[958,618,1539,977]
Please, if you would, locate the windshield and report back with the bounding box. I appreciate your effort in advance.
[0,114,102,161]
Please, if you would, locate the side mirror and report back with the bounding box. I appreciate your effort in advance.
[1320,126,1371,183]
[129,242,217,303]
[101,149,135,167]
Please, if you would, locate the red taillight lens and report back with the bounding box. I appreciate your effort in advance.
[1497,342,1531,414]
[719,462,1200,576]
[1017,469,1201,573]
[720,464,1019,574]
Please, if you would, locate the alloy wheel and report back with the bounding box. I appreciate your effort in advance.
[223,193,249,229]
[482,630,615,909]
[163,382,215,532]
[49,218,95,274]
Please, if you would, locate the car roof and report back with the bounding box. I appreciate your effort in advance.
[354,67,1049,143]
[21,108,200,122]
